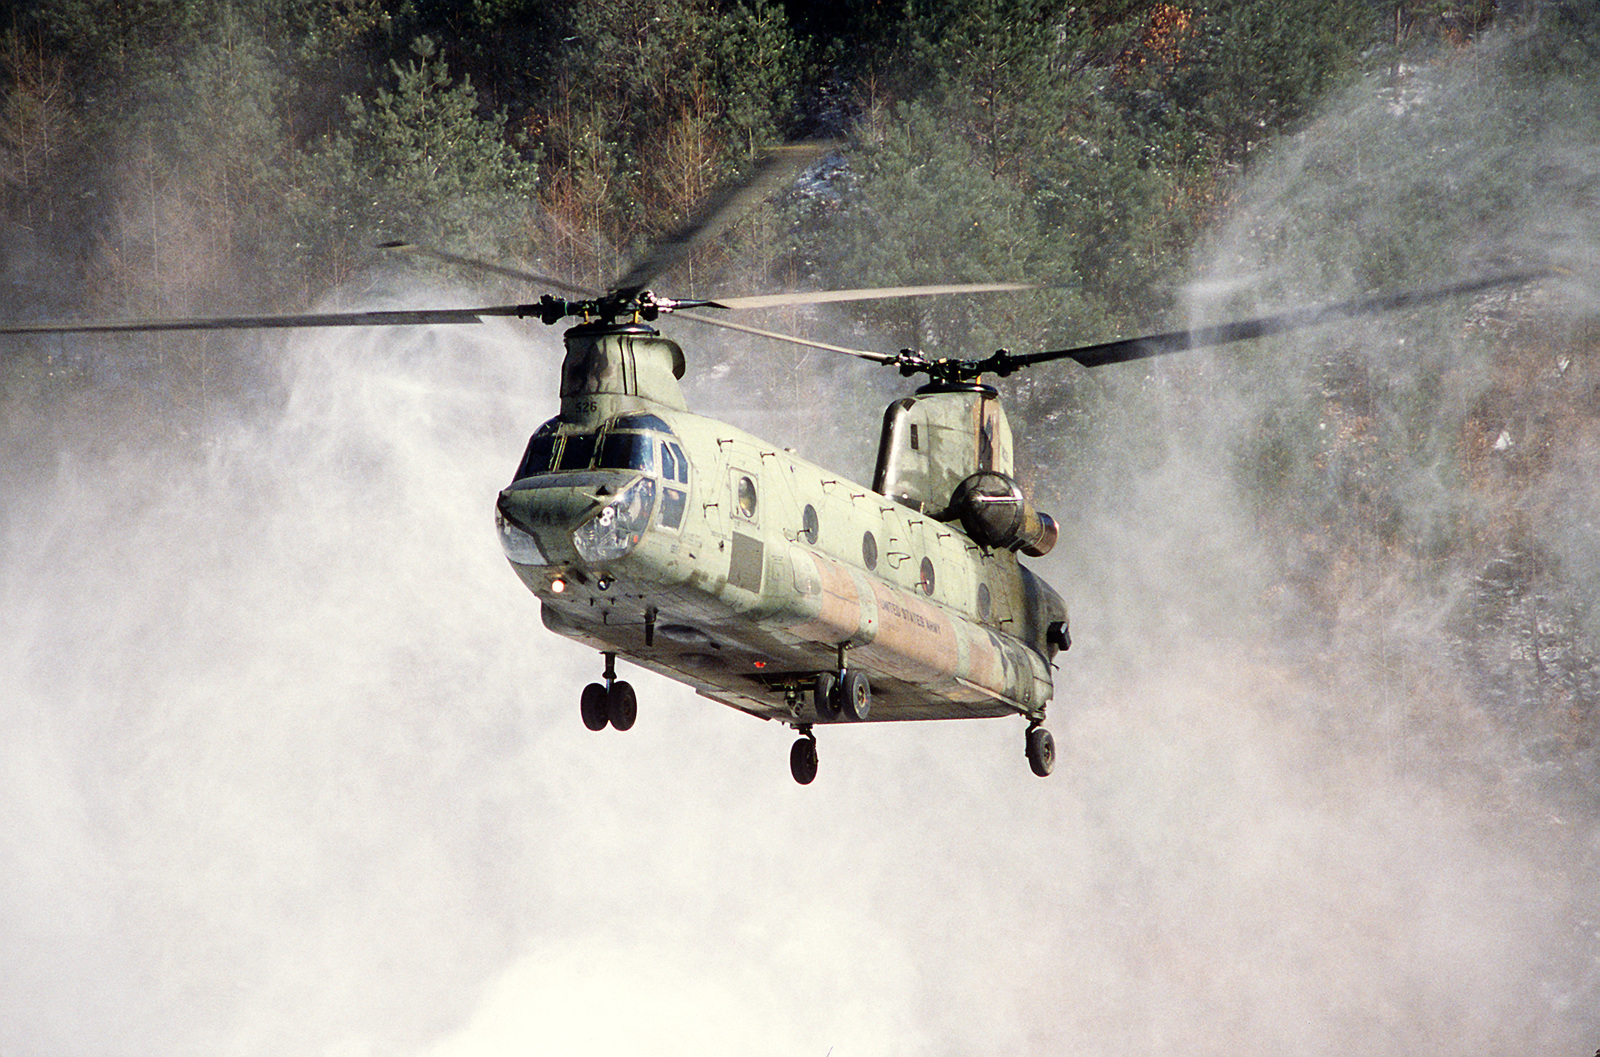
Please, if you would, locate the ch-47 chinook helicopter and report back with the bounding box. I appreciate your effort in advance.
[1,144,1548,784]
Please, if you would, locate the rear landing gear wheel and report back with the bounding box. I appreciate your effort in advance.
[814,671,840,720]
[607,680,637,731]
[580,683,609,731]
[1026,725,1056,777]
[790,734,819,785]
[839,670,871,722]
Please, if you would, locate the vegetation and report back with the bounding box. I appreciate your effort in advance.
[1,0,1531,329]
[3,0,1598,804]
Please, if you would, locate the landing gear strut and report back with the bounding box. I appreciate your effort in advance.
[813,646,870,723]
[581,652,637,731]
[812,670,871,721]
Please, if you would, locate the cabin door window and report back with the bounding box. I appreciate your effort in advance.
[727,467,763,593]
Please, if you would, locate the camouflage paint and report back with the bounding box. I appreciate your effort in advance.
[497,326,1066,729]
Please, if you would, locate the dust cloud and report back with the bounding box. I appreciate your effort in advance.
[5,37,1600,1057]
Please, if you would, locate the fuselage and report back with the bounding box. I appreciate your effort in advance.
[494,322,1067,728]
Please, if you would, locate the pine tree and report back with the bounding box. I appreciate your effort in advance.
[0,28,76,231]
[306,35,538,265]
[530,0,803,287]
[1173,0,1385,164]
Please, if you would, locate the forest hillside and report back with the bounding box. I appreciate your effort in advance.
[7,0,1595,792]
[2,3,1600,1053]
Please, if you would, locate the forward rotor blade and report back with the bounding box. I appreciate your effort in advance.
[711,282,1038,311]
[608,141,837,301]
[1022,270,1552,371]
[379,241,600,298]
[0,304,541,335]
[674,310,896,362]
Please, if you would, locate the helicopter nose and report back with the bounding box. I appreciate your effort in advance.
[495,479,580,527]
[495,489,548,566]
[494,477,613,566]
[495,486,533,527]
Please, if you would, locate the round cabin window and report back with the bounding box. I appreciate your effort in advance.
[862,531,878,571]
[736,476,758,519]
[977,582,992,620]
[918,557,936,595]
[801,504,819,544]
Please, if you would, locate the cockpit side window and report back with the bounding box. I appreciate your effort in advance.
[663,442,689,483]
[658,440,689,530]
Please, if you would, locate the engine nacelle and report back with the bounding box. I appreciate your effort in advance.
[948,471,1058,557]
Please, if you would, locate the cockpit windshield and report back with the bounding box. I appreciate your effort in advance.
[512,416,687,483]
[516,434,556,478]
[599,432,656,473]
[557,433,597,471]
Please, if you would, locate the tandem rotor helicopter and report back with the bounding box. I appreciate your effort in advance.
[1,143,1548,784]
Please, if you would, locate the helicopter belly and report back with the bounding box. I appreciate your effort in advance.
[520,530,1051,726]
[497,453,1056,726]
[776,547,1050,719]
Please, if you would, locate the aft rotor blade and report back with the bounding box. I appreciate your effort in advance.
[379,241,600,298]
[712,282,1038,311]
[675,280,1039,361]
[0,304,542,335]
[1021,270,1552,371]
[674,310,896,362]
[608,141,836,301]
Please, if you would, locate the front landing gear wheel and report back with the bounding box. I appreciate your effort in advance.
[607,680,637,730]
[1025,725,1056,777]
[580,683,609,731]
[790,735,819,785]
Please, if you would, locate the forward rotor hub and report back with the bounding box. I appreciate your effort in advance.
[531,291,723,327]
[891,347,1024,385]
